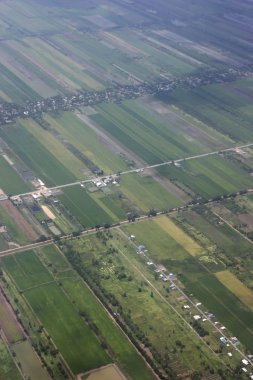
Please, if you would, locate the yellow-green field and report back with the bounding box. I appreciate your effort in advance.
[215,270,253,311]
[155,216,204,256]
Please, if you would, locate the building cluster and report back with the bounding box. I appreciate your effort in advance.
[1,65,253,125]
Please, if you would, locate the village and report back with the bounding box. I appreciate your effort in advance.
[1,64,253,125]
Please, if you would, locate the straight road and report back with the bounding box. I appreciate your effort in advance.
[9,142,253,199]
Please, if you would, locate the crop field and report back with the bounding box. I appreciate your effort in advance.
[0,122,77,187]
[3,251,53,290]
[2,245,156,380]
[0,291,24,343]
[120,173,182,212]
[19,118,89,180]
[184,273,253,352]
[158,154,253,199]
[25,283,110,374]
[0,338,22,380]
[44,113,128,174]
[58,186,116,228]
[5,38,104,92]
[158,82,253,143]
[0,155,30,195]
[0,61,41,104]
[154,216,204,256]
[65,232,233,377]
[13,340,52,380]
[186,209,252,260]
[50,28,195,87]
[0,201,32,245]
[141,98,233,151]
[121,215,253,352]
[2,0,253,378]
[85,365,126,380]
[91,101,209,165]
[123,219,190,262]
[215,271,253,311]
[2,250,110,375]
[40,245,156,380]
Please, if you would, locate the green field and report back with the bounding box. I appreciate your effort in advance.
[3,251,53,290]
[25,283,109,374]
[123,215,253,352]
[3,250,110,374]
[0,156,30,195]
[0,338,22,380]
[64,233,227,377]
[3,245,156,379]
[0,123,77,187]
[45,113,128,174]
[182,207,253,258]
[159,154,253,199]
[0,203,29,245]
[19,118,89,180]
[58,186,115,228]
[120,173,182,211]
[91,101,208,165]
[158,82,253,143]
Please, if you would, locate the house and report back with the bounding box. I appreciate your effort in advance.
[220,337,227,344]
[193,315,201,321]
[242,359,249,366]
[183,305,190,310]
[228,352,232,357]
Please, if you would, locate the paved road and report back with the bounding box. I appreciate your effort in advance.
[8,142,253,199]
[1,182,253,259]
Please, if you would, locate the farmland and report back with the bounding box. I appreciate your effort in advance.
[1,0,253,379]
[0,155,30,195]
[0,338,22,380]
[1,245,156,380]
[62,230,246,378]
[122,214,253,353]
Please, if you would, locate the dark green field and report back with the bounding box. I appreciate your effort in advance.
[0,124,76,187]
[58,186,115,228]
[0,156,30,194]
[2,245,156,379]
